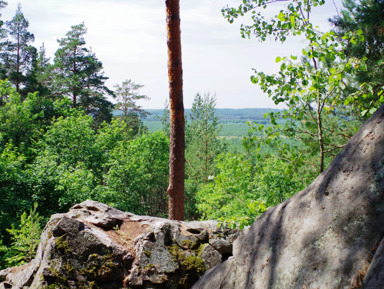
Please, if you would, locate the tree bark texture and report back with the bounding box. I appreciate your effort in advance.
[166,0,185,220]
[317,103,324,173]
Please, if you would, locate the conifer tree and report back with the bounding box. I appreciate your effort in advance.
[53,23,114,126]
[0,1,8,80]
[114,79,149,134]
[186,93,222,184]
[330,0,384,114]
[28,44,54,98]
[3,4,35,95]
[114,79,149,117]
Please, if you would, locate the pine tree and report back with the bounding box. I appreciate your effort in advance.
[114,79,149,117]
[184,93,222,219]
[160,100,170,135]
[186,93,222,185]
[166,0,185,221]
[0,1,8,80]
[3,4,35,95]
[27,44,55,98]
[114,79,149,134]
[330,0,384,113]
[53,23,114,126]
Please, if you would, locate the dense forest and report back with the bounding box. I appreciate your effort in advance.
[1,0,383,269]
[133,108,281,142]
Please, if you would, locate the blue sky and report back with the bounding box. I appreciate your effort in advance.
[2,0,341,109]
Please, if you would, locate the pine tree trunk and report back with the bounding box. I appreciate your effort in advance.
[317,98,324,173]
[166,0,185,220]
[16,34,20,93]
[317,116,324,173]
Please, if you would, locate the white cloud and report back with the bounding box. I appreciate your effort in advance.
[1,0,342,109]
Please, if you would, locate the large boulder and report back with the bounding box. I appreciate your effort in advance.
[193,105,384,289]
[0,201,239,289]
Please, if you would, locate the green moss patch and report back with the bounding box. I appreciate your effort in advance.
[166,242,207,288]
[55,235,71,255]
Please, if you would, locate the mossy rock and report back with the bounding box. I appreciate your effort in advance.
[181,240,198,250]
[181,256,206,275]
[55,235,71,255]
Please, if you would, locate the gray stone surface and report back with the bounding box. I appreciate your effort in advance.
[199,244,223,271]
[0,200,239,289]
[362,235,384,289]
[193,104,384,288]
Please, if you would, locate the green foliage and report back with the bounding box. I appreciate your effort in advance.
[196,153,304,228]
[0,82,75,149]
[222,0,325,41]
[0,80,69,244]
[224,0,367,176]
[0,88,44,157]
[0,141,29,245]
[105,131,169,216]
[244,109,361,185]
[30,113,102,213]
[27,111,136,216]
[0,78,14,106]
[331,0,384,117]
[29,112,99,214]
[38,113,100,170]
[253,29,365,174]
[0,203,43,268]
[143,120,164,133]
[0,240,7,268]
[253,30,364,107]
[95,118,132,161]
[114,113,148,137]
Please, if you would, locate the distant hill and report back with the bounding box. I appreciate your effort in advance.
[114,108,281,123]
[114,108,282,141]
[208,108,281,123]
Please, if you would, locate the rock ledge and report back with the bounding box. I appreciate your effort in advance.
[0,200,239,289]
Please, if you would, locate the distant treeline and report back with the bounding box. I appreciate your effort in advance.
[115,108,282,123]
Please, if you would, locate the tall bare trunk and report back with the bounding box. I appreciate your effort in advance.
[204,111,208,184]
[16,33,20,93]
[312,55,324,174]
[317,99,324,173]
[72,46,78,108]
[166,0,185,220]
